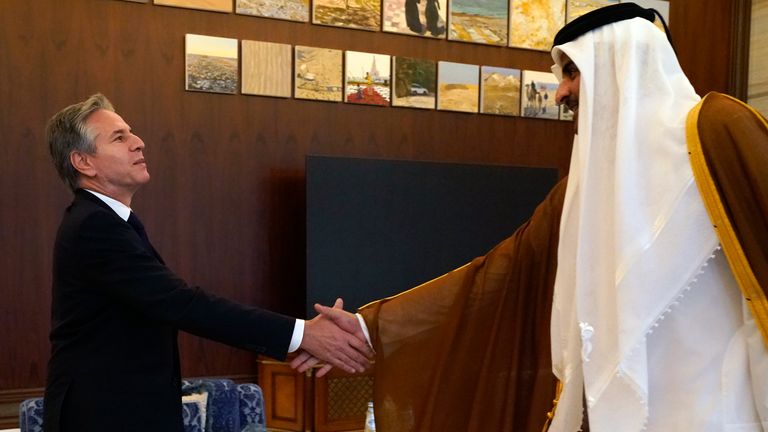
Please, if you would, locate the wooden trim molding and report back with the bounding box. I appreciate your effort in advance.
[215,373,260,385]
[730,0,752,100]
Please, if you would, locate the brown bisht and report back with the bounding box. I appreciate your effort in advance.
[358,179,566,432]
[687,91,768,346]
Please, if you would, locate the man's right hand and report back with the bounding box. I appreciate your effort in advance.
[296,298,373,376]
[313,299,370,346]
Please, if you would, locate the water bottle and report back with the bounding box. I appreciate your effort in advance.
[364,400,376,432]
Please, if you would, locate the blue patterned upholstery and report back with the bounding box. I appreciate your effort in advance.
[237,383,267,432]
[182,378,239,432]
[182,398,206,432]
[19,378,266,432]
[19,397,44,432]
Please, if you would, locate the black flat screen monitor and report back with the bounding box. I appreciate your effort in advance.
[306,156,559,317]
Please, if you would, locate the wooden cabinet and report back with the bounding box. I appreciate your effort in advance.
[259,356,373,432]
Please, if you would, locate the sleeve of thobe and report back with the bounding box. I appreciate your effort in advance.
[358,178,568,432]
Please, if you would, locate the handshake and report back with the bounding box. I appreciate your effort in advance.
[291,298,374,377]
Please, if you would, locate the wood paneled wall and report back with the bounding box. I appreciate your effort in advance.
[669,0,749,97]
[0,0,742,427]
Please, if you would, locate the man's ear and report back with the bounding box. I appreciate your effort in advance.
[70,151,96,178]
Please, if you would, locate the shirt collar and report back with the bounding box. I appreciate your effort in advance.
[83,189,132,221]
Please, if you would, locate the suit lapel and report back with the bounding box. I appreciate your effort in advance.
[73,189,165,264]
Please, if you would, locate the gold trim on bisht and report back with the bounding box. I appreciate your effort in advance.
[540,380,564,432]
[686,92,768,348]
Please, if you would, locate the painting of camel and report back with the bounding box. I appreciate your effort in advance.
[520,69,559,120]
[560,103,575,121]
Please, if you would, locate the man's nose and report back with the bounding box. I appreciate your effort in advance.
[131,135,145,151]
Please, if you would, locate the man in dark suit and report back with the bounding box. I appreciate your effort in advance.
[43,93,373,432]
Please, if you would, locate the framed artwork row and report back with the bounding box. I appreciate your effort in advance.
[124,0,669,51]
[184,33,574,120]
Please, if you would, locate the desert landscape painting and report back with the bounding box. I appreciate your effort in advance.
[520,69,559,120]
[448,0,508,45]
[566,0,617,22]
[237,0,310,22]
[295,46,343,102]
[345,51,391,106]
[480,66,521,116]
[241,40,292,98]
[383,0,447,38]
[392,57,436,109]
[313,0,381,31]
[155,0,232,12]
[437,61,479,113]
[185,34,239,94]
[509,0,565,51]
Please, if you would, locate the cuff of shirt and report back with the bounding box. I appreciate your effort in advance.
[356,313,372,347]
[288,319,304,353]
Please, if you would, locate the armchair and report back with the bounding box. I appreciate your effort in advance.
[19,378,266,432]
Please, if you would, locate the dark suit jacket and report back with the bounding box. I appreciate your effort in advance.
[43,189,296,432]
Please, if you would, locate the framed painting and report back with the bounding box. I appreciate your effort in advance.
[155,0,233,13]
[236,0,309,22]
[437,61,479,113]
[509,0,565,51]
[560,104,575,121]
[520,70,559,119]
[392,57,436,109]
[312,0,381,31]
[566,0,617,23]
[624,0,669,28]
[241,40,292,98]
[344,51,391,106]
[294,46,343,102]
[744,0,764,110]
[448,0,508,46]
[382,0,447,38]
[185,34,239,94]
[480,66,521,116]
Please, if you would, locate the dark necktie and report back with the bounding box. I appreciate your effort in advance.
[127,212,164,264]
